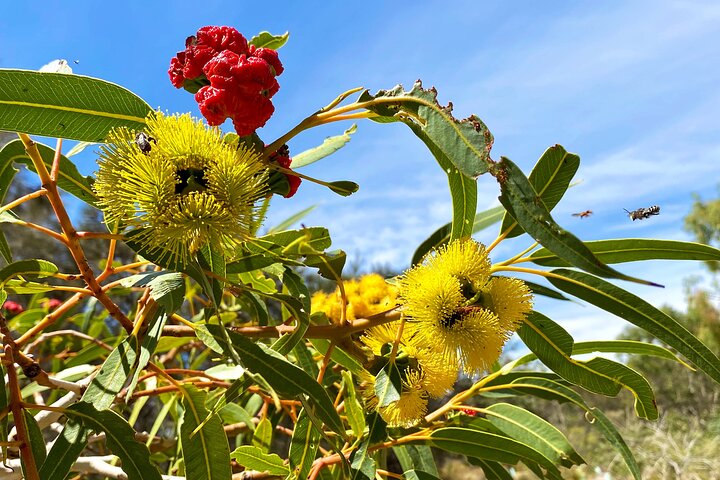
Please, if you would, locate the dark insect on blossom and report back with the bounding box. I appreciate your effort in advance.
[624,205,660,221]
[134,132,156,154]
[572,210,593,218]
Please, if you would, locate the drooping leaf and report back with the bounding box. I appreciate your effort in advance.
[374,361,402,408]
[468,459,513,480]
[547,269,720,385]
[38,419,88,480]
[0,259,58,286]
[530,238,720,266]
[571,340,692,368]
[204,324,346,437]
[252,417,274,452]
[125,310,169,399]
[485,403,584,467]
[248,31,290,50]
[327,180,359,196]
[360,81,493,178]
[289,409,321,479]
[428,427,562,480]
[412,205,504,265]
[494,156,660,287]
[81,335,138,410]
[181,385,232,480]
[499,145,580,238]
[310,338,365,375]
[342,371,366,438]
[518,311,659,419]
[291,124,357,168]
[0,139,98,207]
[522,280,570,301]
[403,470,442,480]
[231,445,289,476]
[0,69,151,141]
[270,267,311,354]
[22,410,46,474]
[62,402,161,480]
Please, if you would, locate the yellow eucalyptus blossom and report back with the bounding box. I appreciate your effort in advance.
[398,239,534,373]
[94,112,268,264]
[311,274,397,322]
[359,322,457,426]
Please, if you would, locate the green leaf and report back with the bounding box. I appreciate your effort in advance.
[267,205,317,233]
[350,438,376,480]
[125,310,169,399]
[495,157,660,287]
[181,385,232,480]
[289,409,321,479]
[0,259,58,286]
[485,403,584,467]
[547,269,720,385]
[252,417,273,452]
[342,371,365,438]
[0,139,98,207]
[530,238,720,266]
[22,410,46,473]
[231,445,289,475]
[572,340,692,368]
[403,470,442,480]
[328,180,359,197]
[496,377,641,480]
[310,338,365,375]
[0,69,152,141]
[292,124,357,168]
[270,267,311,354]
[205,324,346,437]
[518,311,659,419]
[81,335,138,410]
[499,145,579,238]
[392,445,439,477]
[248,31,289,50]
[360,81,494,179]
[523,280,570,301]
[2,279,57,294]
[374,361,402,408]
[120,271,185,312]
[412,205,504,265]
[63,402,161,480]
[38,419,88,480]
[304,249,347,281]
[0,364,7,464]
[468,459,513,480]
[428,427,562,479]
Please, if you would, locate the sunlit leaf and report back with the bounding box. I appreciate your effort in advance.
[0,69,151,141]
[249,31,289,49]
[231,445,289,476]
[289,409,321,479]
[291,124,357,168]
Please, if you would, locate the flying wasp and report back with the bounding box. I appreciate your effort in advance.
[134,131,156,154]
[624,205,660,221]
[572,210,593,219]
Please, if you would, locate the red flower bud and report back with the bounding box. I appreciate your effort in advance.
[3,300,24,315]
[47,298,63,310]
[268,145,301,198]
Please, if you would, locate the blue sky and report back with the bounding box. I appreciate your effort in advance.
[2,1,719,341]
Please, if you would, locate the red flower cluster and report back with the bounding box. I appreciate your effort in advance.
[268,145,301,198]
[169,26,284,136]
[3,300,24,316]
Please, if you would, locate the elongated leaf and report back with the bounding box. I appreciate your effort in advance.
[342,371,365,439]
[267,205,317,233]
[292,124,357,168]
[0,139,97,207]
[547,269,720,384]
[63,402,161,480]
[181,385,232,480]
[204,324,345,437]
[523,280,570,301]
[350,438,375,480]
[39,419,88,480]
[0,259,58,285]
[518,312,659,418]
[289,409,321,479]
[231,445,289,475]
[572,340,692,367]
[393,445,440,477]
[495,157,659,286]
[360,81,493,178]
[428,427,562,479]
[252,417,273,452]
[271,267,311,354]
[518,311,619,396]
[485,403,584,467]
[487,377,641,480]
[0,69,151,141]
[249,31,289,50]
[530,238,720,266]
[22,410,46,473]
[499,145,579,238]
[412,205,504,265]
[468,459,513,480]
[310,338,365,375]
[0,364,7,464]
[125,310,168,399]
[82,335,138,410]
[403,470,442,480]
[304,249,347,281]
